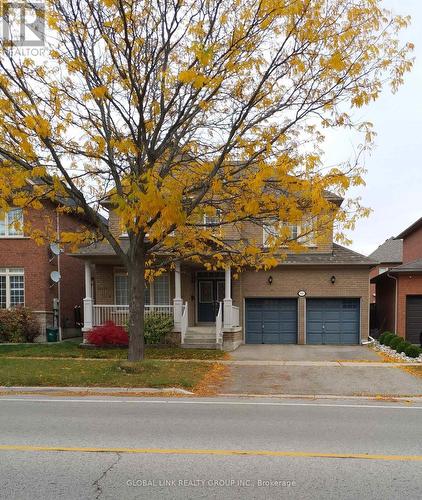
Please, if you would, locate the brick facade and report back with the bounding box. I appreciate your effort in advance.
[108,208,334,254]
[239,266,370,343]
[396,275,422,339]
[94,263,370,343]
[0,201,87,340]
[402,228,422,263]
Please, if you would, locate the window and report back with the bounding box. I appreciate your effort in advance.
[0,268,24,308]
[263,219,318,247]
[203,210,221,228]
[378,267,389,275]
[299,219,316,246]
[144,283,151,305]
[115,274,129,305]
[263,222,298,247]
[113,273,168,305]
[153,274,170,305]
[0,208,23,237]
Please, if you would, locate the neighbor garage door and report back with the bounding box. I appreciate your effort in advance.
[245,298,297,344]
[306,299,360,345]
[406,295,422,345]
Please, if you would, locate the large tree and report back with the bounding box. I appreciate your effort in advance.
[0,0,412,360]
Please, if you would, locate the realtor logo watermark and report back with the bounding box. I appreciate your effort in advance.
[1,2,45,48]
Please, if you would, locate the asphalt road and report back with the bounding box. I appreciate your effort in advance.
[1,396,422,499]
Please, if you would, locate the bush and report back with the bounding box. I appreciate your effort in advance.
[379,331,393,345]
[144,313,174,345]
[395,340,410,354]
[0,307,40,343]
[389,337,403,351]
[404,345,421,358]
[87,321,129,346]
[383,333,397,347]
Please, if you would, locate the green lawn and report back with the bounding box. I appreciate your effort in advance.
[0,358,210,389]
[0,340,227,360]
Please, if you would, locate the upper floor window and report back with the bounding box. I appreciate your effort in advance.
[299,219,316,246]
[263,221,299,247]
[203,210,221,228]
[263,220,316,247]
[0,208,24,237]
[0,268,25,309]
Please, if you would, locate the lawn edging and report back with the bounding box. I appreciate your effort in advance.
[0,386,194,395]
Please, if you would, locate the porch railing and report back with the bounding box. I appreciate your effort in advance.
[215,302,223,344]
[92,304,174,327]
[231,305,240,327]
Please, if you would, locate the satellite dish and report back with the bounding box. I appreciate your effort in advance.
[50,271,61,283]
[50,243,61,256]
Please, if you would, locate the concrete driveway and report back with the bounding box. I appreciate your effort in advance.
[221,344,422,397]
[221,365,422,397]
[231,344,381,362]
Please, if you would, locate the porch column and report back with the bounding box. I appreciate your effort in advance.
[82,261,93,336]
[223,266,233,329]
[173,262,183,331]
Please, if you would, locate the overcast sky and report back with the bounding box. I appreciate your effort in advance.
[323,0,421,257]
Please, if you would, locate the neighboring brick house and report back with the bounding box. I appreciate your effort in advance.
[371,217,422,344]
[0,201,88,340]
[368,237,403,303]
[73,193,374,350]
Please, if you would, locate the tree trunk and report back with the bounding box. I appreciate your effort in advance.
[127,248,145,361]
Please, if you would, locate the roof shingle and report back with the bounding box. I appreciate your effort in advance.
[72,241,374,266]
[368,237,403,264]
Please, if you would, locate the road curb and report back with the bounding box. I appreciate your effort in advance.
[1,387,421,402]
[217,393,422,402]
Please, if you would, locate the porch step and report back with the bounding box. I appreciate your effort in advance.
[182,326,220,349]
[184,333,217,339]
[185,326,215,334]
[182,343,220,350]
[184,337,217,344]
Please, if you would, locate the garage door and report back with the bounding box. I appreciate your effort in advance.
[306,299,360,345]
[245,299,297,344]
[406,296,422,345]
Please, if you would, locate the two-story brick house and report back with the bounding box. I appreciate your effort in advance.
[371,217,422,344]
[0,200,88,340]
[73,190,374,350]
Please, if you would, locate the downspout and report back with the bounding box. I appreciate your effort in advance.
[387,273,398,334]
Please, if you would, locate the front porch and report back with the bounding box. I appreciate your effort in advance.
[82,261,242,350]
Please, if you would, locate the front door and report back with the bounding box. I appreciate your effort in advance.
[197,278,225,322]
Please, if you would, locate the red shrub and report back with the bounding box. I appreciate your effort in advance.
[87,321,128,347]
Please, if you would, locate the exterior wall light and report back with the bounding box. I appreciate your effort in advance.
[330,275,336,284]
[268,276,273,285]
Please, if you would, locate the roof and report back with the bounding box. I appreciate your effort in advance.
[386,259,422,274]
[281,243,375,266]
[395,216,422,239]
[72,241,374,266]
[72,240,129,257]
[368,237,403,264]
[370,259,422,283]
